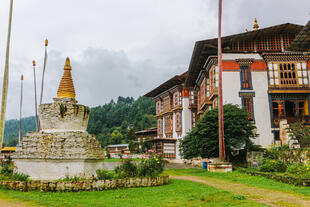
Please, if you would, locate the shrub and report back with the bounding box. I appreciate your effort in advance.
[11,173,29,181]
[138,151,164,177]
[287,163,310,178]
[96,169,115,180]
[115,158,138,178]
[0,156,14,175]
[259,159,287,173]
[58,176,83,182]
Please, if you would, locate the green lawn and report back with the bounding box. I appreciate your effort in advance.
[0,179,267,207]
[165,168,310,196]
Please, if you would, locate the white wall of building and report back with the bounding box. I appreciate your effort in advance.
[221,53,274,148]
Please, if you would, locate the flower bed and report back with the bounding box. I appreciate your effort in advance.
[0,176,169,192]
[238,169,310,186]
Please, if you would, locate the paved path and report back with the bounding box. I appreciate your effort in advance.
[171,175,310,207]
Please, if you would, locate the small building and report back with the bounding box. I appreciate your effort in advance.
[1,147,16,159]
[106,144,130,157]
[135,127,157,142]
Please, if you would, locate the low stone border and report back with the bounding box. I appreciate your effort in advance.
[239,169,310,186]
[0,176,169,192]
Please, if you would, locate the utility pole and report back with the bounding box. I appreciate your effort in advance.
[218,0,226,161]
[0,0,14,149]
[19,75,23,145]
[33,60,39,131]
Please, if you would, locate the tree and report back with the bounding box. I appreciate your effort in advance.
[180,104,257,162]
[289,121,310,148]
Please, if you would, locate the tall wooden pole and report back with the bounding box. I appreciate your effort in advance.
[0,0,14,148]
[40,39,48,105]
[33,60,39,132]
[218,0,225,161]
[19,75,23,145]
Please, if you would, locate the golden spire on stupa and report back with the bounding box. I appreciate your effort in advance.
[57,57,76,99]
[253,18,259,30]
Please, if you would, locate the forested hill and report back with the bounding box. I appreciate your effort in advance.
[4,116,36,146]
[87,96,156,147]
[3,96,156,147]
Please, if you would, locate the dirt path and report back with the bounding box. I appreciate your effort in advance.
[171,175,310,207]
[0,199,38,207]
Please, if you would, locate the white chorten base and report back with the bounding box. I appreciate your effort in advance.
[14,159,104,180]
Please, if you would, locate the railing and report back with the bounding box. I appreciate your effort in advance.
[273,116,310,126]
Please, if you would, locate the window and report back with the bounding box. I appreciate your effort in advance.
[157,119,163,137]
[242,96,254,120]
[175,112,182,132]
[178,91,182,106]
[240,65,252,89]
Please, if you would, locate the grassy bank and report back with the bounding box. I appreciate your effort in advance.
[0,179,266,207]
[165,168,310,196]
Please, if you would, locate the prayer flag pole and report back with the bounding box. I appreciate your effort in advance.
[33,60,39,132]
[40,39,48,105]
[19,75,23,145]
[0,0,14,148]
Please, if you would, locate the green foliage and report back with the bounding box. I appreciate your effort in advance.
[11,173,29,181]
[259,159,287,173]
[58,176,84,182]
[138,151,164,177]
[87,96,156,148]
[96,169,115,180]
[264,145,308,165]
[3,116,36,147]
[0,156,14,175]
[181,104,256,161]
[289,122,310,148]
[287,163,310,178]
[115,158,138,178]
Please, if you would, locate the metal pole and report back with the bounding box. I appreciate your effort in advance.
[218,0,225,161]
[0,0,14,148]
[33,60,39,132]
[19,75,23,145]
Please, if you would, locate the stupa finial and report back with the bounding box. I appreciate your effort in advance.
[253,18,259,30]
[57,57,75,99]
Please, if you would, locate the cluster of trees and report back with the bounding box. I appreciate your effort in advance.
[3,116,36,147]
[3,96,156,148]
[87,96,156,148]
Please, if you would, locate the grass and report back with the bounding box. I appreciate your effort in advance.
[0,179,267,207]
[165,168,310,196]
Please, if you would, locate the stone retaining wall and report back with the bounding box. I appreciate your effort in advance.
[0,176,169,192]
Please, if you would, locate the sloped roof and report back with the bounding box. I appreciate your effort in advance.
[144,72,187,97]
[185,23,304,87]
[289,20,310,51]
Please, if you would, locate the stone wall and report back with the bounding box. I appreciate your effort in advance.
[39,98,90,132]
[13,131,103,160]
[0,176,169,192]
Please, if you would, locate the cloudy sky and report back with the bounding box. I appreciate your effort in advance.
[0,0,309,119]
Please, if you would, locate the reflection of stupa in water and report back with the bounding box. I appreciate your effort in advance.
[13,58,104,180]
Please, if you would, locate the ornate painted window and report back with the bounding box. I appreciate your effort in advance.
[268,62,308,88]
[175,112,182,133]
[240,65,252,90]
[240,92,255,120]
